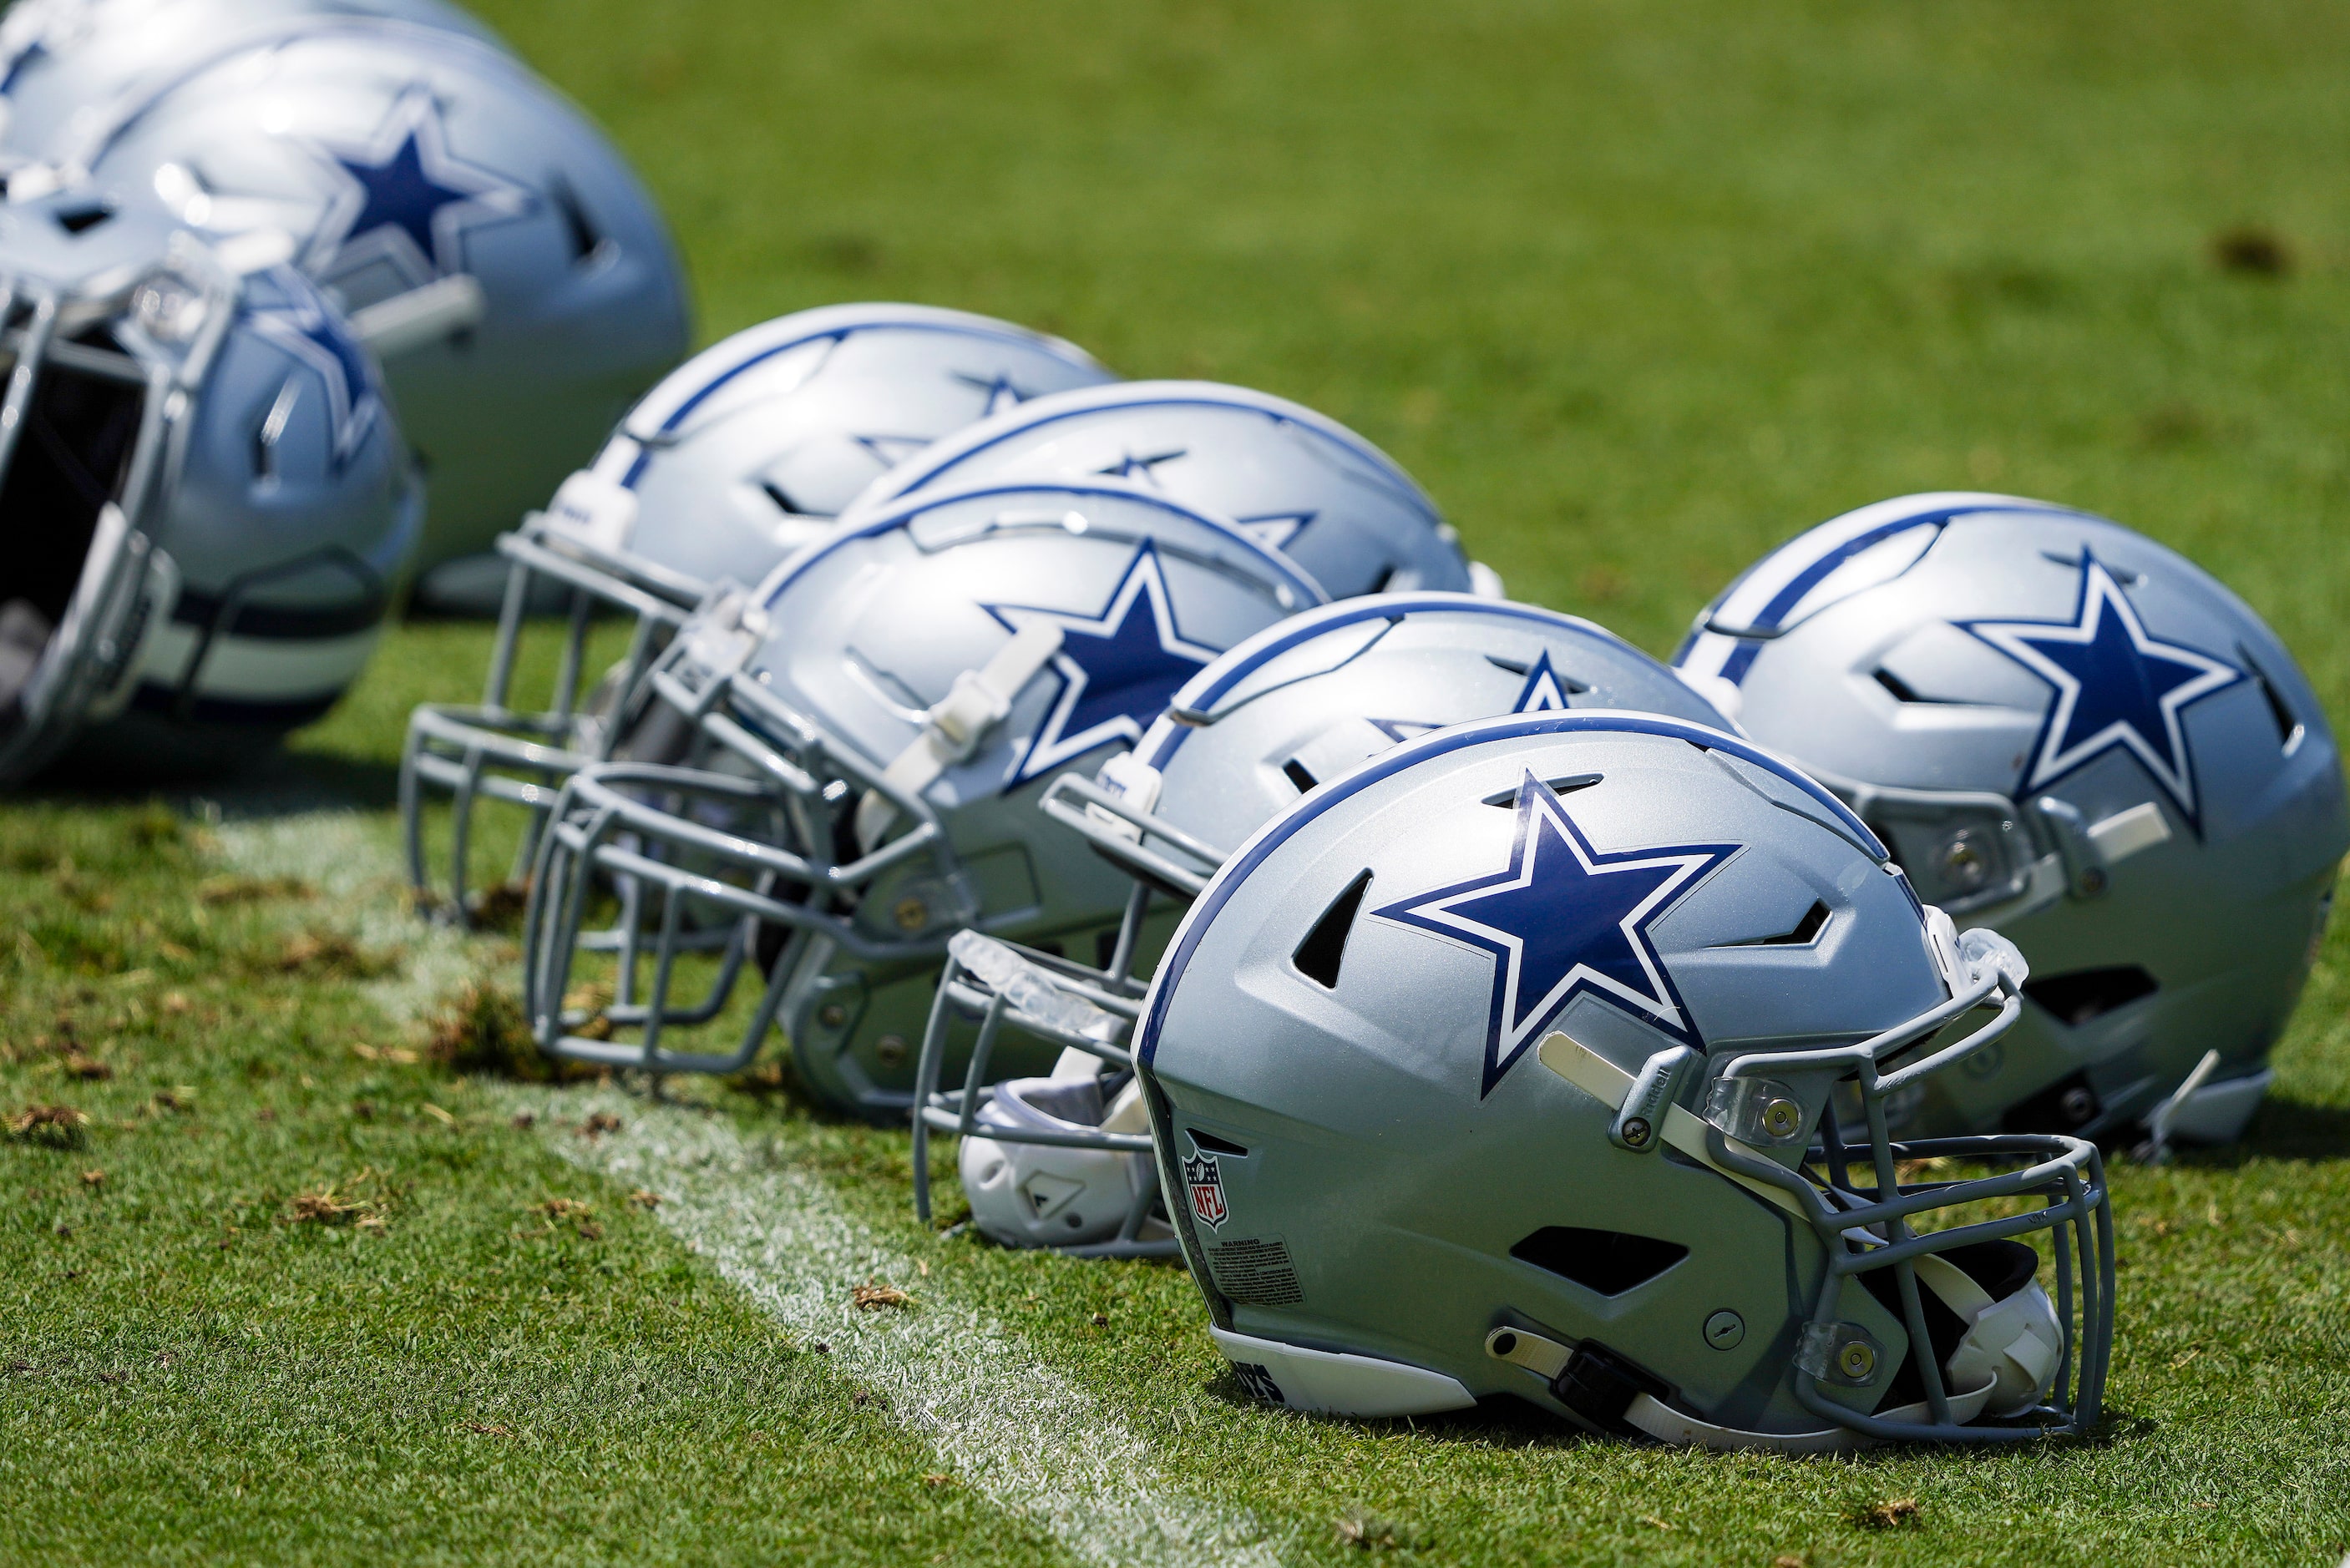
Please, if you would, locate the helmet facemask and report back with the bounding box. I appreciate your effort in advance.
[0,230,250,781]
[910,929,1175,1257]
[1596,918,2114,1445]
[401,468,702,928]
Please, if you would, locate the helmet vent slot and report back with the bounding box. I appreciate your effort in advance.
[2243,652,2302,750]
[1281,759,1318,794]
[1509,1227,1689,1297]
[53,202,115,235]
[2023,966,2157,1027]
[1720,899,1830,948]
[1291,870,1371,989]
[1483,774,1602,807]
[1188,1129,1248,1156]
[550,178,606,265]
[761,480,809,516]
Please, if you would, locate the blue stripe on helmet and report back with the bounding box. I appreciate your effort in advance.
[619,318,1090,489]
[874,389,1439,519]
[1142,596,1657,769]
[1707,501,2085,685]
[751,478,1329,611]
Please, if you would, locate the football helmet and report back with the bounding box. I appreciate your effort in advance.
[0,0,503,164]
[38,18,688,587]
[517,478,1325,1115]
[910,594,1735,1253]
[0,185,416,782]
[1675,494,2347,1148]
[1137,710,2113,1447]
[398,302,1116,922]
[843,380,1497,599]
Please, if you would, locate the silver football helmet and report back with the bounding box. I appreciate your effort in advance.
[1676,494,2347,1150]
[1138,710,2114,1448]
[34,17,688,589]
[517,478,1325,1115]
[910,594,1736,1254]
[0,0,504,164]
[0,185,417,782]
[843,379,1497,599]
[398,302,1116,922]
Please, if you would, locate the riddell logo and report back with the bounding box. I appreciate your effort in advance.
[1183,1149,1227,1229]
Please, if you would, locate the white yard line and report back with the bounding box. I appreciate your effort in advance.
[519,1089,1281,1568]
[220,806,1281,1568]
[211,807,475,1026]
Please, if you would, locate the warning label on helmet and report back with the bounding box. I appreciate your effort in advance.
[1207,1236,1304,1305]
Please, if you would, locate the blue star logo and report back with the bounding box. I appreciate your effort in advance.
[951,369,1036,417]
[1376,774,1735,1095]
[851,433,931,471]
[1234,512,1314,552]
[313,89,530,283]
[1094,447,1188,483]
[1963,554,2240,825]
[986,542,1222,786]
[246,269,383,467]
[1365,653,1576,746]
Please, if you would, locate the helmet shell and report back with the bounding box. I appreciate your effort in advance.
[1677,494,2349,1138]
[62,19,689,575]
[1138,712,1958,1434]
[584,302,1115,592]
[0,0,504,162]
[0,188,415,778]
[1127,594,1734,868]
[844,380,1475,599]
[527,478,1326,1115]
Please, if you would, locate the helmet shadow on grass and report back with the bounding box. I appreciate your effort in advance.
[2170,1097,2350,1168]
[22,735,402,818]
[1201,1375,2155,1458]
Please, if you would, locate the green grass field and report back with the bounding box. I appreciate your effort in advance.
[8,0,2350,1562]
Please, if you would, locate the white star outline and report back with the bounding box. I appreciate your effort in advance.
[1964,557,2240,817]
[307,87,533,285]
[245,276,382,465]
[1514,652,1572,712]
[1397,778,1724,1069]
[989,544,1221,786]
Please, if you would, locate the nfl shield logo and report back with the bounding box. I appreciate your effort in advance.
[1183,1150,1227,1229]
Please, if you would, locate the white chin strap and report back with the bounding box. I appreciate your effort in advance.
[855,622,1065,852]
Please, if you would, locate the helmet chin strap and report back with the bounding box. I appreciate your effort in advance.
[854,621,1063,852]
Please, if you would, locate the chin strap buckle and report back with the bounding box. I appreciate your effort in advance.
[1485,1326,1671,1433]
